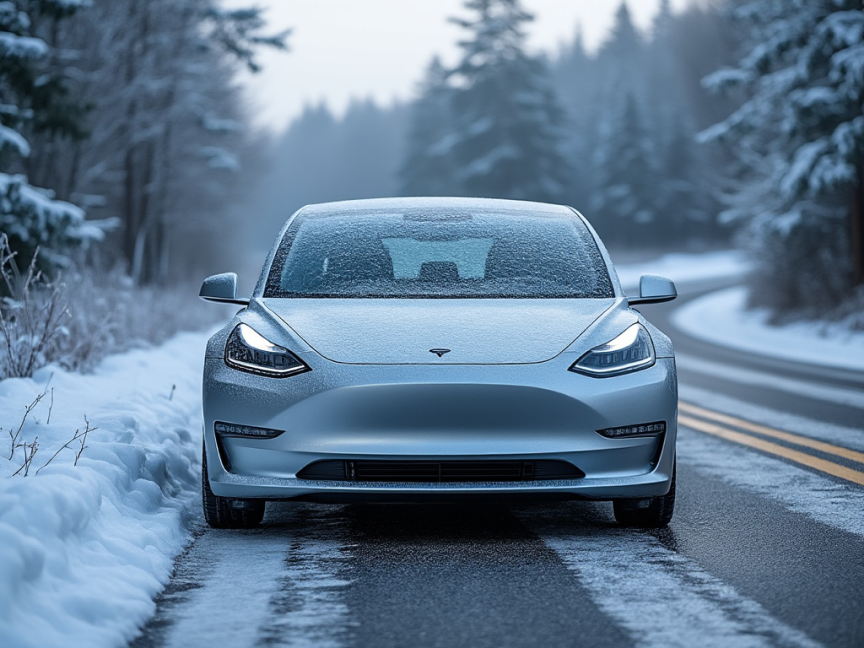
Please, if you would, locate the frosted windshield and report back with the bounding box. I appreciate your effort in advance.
[264,208,613,298]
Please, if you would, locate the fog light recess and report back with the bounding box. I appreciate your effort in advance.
[214,421,284,439]
[597,421,666,439]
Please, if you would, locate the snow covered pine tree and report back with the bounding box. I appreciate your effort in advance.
[589,3,660,246]
[408,0,572,202]
[700,0,864,314]
[0,0,105,274]
[400,57,456,197]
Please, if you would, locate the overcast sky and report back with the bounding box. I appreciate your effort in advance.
[232,0,691,133]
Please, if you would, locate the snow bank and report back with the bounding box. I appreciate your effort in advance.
[0,331,209,648]
[672,286,864,371]
[613,250,749,291]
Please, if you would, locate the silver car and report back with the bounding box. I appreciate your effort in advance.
[199,197,678,529]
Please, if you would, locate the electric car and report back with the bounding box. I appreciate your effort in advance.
[199,197,678,528]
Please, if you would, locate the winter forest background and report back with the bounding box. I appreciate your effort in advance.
[1,0,863,378]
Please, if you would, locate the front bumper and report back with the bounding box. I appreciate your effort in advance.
[203,355,678,502]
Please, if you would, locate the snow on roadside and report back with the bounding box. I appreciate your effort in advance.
[613,250,749,290]
[672,286,864,371]
[0,331,209,648]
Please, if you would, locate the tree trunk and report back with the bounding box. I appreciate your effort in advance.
[131,222,149,284]
[126,141,155,284]
[138,142,155,284]
[852,162,864,286]
[154,124,173,285]
[123,147,139,273]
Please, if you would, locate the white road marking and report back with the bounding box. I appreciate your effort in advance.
[677,426,864,539]
[160,530,292,648]
[158,506,353,648]
[257,510,355,648]
[535,524,821,648]
[676,353,864,409]
[680,385,864,453]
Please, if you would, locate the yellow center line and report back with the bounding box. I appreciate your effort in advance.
[679,415,864,488]
[680,401,864,466]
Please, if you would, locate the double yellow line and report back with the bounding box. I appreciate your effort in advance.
[679,402,864,487]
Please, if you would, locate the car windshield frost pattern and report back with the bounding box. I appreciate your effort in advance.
[265,207,613,298]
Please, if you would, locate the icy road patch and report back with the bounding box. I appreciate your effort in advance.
[0,331,209,648]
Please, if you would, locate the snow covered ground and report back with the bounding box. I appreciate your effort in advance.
[672,286,864,371]
[614,250,864,372]
[0,331,209,648]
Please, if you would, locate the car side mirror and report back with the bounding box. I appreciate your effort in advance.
[199,272,250,306]
[628,274,677,305]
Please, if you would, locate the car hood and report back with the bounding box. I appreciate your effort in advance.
[262,298,616,365]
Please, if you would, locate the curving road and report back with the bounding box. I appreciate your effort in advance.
[131,280,864,648]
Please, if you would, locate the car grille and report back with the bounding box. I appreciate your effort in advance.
[296,459,584,482]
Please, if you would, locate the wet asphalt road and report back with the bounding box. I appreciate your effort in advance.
[132,280,864,648]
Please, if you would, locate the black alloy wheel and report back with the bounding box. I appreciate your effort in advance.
[612,460,676,528]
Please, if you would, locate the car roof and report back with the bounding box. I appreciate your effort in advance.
[297,196,575,217]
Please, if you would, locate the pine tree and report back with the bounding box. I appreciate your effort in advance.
[553,27,591,115]
[588,4,662,246]
[595,1,646,105]
[660,119,716,240]
[599,2,643,65]
[551,28,596,209]
[591,93,659,246]
[700,0,864,313]
[446,0,572,202]
[0,0,105,274]
[647,0,717,242]
[399,57,456,196]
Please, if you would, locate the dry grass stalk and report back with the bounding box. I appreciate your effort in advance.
[7,391,45,460]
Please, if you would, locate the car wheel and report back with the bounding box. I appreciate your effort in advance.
[202,443,265,529]
[612,461,675,528]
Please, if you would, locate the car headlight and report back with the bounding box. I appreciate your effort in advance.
[569,323,655,377]
[225,323,309,377]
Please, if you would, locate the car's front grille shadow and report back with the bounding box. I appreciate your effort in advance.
[297,459,585,483]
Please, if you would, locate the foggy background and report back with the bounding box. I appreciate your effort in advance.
[247,1,738,257]
[1,0,862,376]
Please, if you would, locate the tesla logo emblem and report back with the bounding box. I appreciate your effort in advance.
[430,348,451,357]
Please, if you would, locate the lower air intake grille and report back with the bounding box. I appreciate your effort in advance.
[297,459,584,482]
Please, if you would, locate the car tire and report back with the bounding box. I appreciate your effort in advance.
[202,443,265,529]
[612,461,675,528]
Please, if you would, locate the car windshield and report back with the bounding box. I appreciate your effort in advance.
[264,206,614,299]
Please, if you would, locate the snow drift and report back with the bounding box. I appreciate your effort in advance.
[0,331,208,648]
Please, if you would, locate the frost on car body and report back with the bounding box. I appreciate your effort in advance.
[199,197,678,529]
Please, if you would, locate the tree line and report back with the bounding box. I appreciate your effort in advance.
[700,0,863,317]
[258,0,863,317]
[4,0,862,319]
[258,0,739,251]
[1,0,286,284]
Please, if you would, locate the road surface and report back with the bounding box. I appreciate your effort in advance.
[132,280,864,648]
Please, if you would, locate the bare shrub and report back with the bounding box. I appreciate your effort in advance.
[7,391,45,460]
[12,437,39,476]
[0,235,71,378]
[1,232,222,379]
[3,389,98,476]
[36,416,96,475]
[55,265,219,373]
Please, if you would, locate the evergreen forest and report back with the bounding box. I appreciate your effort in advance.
[255,0,863,320]
[2,0,863,356]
